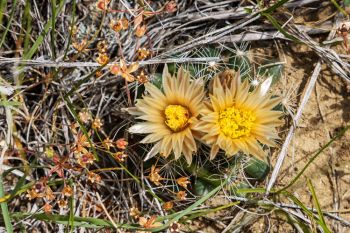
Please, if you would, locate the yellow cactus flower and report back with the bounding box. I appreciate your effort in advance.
[128,66,205,164]
[195,71,283,160]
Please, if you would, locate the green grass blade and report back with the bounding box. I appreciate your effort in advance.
[277,124,350,193]
[62,96,99,160]
[0,0,7,31]
[50,0,57,59]
[263,0,290,13]
[285,191,318,225]
[185,201,240,221]
[23,19,50,60]
[329,0,348,16]
[307,179,331,233]
[236,187,267,194]
[281,210,312,233]
[0,100,21,107]
[23,0,64,60]
[261,12,300,43]
[22,0,32,53]
[285,191,331,231]
[151,179,229,232]
[0,176,14,233]
[156,202,239,222]
[12,212,140,229]
[12,202,238,231]
[0,0,18,49]
[69,192,74,232]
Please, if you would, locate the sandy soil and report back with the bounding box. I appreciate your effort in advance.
[248,40,350,232]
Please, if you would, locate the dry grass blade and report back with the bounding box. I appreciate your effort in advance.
[266,14,348,194]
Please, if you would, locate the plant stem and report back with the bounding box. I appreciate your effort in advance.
[0,176,14,232]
